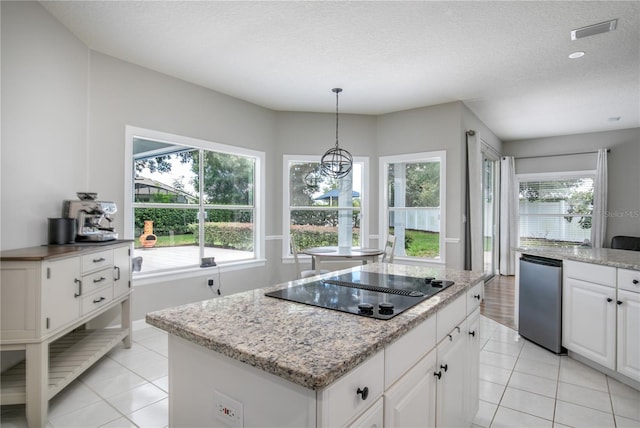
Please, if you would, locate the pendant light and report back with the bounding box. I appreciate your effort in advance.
[320,88,353,179]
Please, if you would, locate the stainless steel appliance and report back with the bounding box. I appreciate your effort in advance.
[266,271,454,320]
[62,193,118,242]
[519,255,564,353]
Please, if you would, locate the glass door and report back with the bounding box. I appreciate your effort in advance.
[482,154,499,278]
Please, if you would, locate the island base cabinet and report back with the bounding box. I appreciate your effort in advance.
[349,397,383,428]
[435,321,468,428]
[384,349,437,427]
[617,289,640,382]
[169,335,316,428]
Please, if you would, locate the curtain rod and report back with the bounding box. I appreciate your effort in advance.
[510,148,610,160]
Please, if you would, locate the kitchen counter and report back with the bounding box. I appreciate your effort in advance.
[0,240,133,262]
[146,263,484,390]
[516,246,640,271]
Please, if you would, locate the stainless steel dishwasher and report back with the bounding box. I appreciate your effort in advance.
[519,254,564,354]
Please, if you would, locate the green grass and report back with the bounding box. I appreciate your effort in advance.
[404,230,439,257]
[137,230,442,258]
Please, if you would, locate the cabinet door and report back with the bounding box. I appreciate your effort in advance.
[41,257,81,333]
[563,277,616,369]
[617,289,640,381]
[113,245,131,298]
[436,324,467,428]
[466,309,481,425]
[384,349,437,428]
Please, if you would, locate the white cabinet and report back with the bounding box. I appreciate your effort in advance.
[0,242,133,428]
[563,261,617,370]
[384,349,437,427]
[41,257,81,333]
[349,397,383,428]
[113,245,132,298]
[465,308,481,424]
[435,321,468,428]
[617,288,640,381]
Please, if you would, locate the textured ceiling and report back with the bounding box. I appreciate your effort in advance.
[41,1,640,141]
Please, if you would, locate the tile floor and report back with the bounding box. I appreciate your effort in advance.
[2,317,639,427]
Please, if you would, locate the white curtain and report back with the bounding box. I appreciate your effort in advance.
[499,156,518,275]
[591,149,608,248]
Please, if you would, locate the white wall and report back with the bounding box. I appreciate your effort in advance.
[376,102,466,267]
[503,128,640,244]
[1,1,89,249]
[1,2,502,322]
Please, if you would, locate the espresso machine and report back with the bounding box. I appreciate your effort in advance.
[62,193,118,242]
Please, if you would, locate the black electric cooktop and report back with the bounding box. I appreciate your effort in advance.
[265,271,454,320]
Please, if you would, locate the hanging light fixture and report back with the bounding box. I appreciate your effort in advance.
[320,88,353,179]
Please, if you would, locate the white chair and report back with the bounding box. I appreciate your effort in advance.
[291,235,330,279]
[381,234,397,263]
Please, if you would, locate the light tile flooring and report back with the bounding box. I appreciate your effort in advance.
[2,317,640,427]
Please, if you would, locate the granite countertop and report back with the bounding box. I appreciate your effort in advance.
[146,263,484,390]
[516,246,640,270]
[0,240,133,262]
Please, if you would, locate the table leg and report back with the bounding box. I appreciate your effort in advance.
[25,342,48,428]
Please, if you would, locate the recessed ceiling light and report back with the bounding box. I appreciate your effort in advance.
[568,51,585,59]
[608,116,621,122]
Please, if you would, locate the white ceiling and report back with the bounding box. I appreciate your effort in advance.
[41,1,639,141]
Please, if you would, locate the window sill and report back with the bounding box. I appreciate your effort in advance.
[133,259,267,287]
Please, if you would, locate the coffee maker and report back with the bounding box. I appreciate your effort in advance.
[62,193,118,242]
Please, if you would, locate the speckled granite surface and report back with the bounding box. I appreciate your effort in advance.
[516,247,640,270]
[146,263,483,390]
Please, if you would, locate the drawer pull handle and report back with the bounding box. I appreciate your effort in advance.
[93,277,106,283]
[74,279,82,298]
[469,330,476,337]
[93,297,106,304]
[633,279,639,285]
[93,257,106,263]
[617,300,623,306]
[447,334,453,341]
[114,266,121,281]
[356,386,369,400]
[474,294,481,300]
[440,364,448,372]
[607,298,613,303]
[434,371,442,379]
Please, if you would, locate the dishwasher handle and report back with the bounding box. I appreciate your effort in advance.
[520,254,562,268]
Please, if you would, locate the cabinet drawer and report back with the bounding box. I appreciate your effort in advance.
[564,260,616,286]
[385,315,436,389]
[82,250,113,274]
[436,294,466,343]
[318,350,384,428]
[618,269,640,293]
[348,397,383,428]
[81,287,113,316]
[82,268,113,294]
[467,281,484,315]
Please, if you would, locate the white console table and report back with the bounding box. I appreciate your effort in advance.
[0,241,133,427]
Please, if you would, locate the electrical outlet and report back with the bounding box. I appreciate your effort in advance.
[214,390,243,427]
[207,277,214,287]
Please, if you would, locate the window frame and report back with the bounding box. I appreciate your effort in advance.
[282,155,370,259]
[124,126,266,281]
[516,170,596,248]
[379,150,447,264]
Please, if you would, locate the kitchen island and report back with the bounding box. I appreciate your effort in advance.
[146,263,484,427]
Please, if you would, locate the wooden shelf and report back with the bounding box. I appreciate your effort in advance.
[0,328,129,405]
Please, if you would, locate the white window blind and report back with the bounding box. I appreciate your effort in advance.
[518,175,594,247]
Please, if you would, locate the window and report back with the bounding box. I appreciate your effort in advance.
[518,172,595,247]
[125,127,264,276]
[284,156,368,255]
[380,151,446,262]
